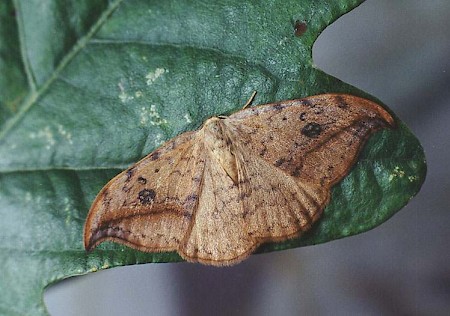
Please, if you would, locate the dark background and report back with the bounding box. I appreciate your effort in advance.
[45,1,450,315]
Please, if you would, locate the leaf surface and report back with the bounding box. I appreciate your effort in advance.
[0,0,426,314]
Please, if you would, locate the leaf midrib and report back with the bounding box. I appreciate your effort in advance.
[0,0,124,143]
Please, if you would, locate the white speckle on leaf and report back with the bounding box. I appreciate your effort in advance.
[154,133,164,146]
[101,263,110,269]
[118,82,134,103]
[388,166,406,182]
[278,36,288,45]
[140,107,148,125]
[140,104,168,126]
[57,124,73,144]
[184,113,192,123]
[408,175,418,182]
[135,91,143,98]
[29,126,55,150]
[145,68,168,86]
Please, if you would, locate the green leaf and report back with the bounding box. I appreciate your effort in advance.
[0,0,426,314]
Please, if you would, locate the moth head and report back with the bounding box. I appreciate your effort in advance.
[203,116,224,140]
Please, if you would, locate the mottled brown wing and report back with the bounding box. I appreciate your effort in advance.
[178,148,255,265]
[228,94,394,188]
[231,144,327,241]
[226,94,394,241]
[84,131,205,253]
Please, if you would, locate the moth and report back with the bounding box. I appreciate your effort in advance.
[84,94,394,266]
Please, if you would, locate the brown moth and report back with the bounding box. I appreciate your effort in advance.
[84,94,394,266]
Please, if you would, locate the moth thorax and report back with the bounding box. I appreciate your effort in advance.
[203,117,239,184]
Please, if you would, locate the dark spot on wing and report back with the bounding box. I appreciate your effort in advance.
[275,158,286,167]
[138,189,156,204]
[183,212,193,219]
[273,103,283,111]
[125,167,135,182]
[336,95,348,108]
[314,107,324,115]
[294,20,307,37]
[291,167,301,177]
[185,194,198,203]
[154,168,160,173]
[122,185,131,193]
[259,147,267,157]
[150,151,160,161]
[300,99,314,107]
[301,122,322,138]
[138,176,147,184]
[299,112,306,121]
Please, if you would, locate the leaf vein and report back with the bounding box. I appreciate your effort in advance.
[0,0,124,143]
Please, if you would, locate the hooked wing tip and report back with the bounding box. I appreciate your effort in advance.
[84,218,134,252]
[83,223,112,252]
[348,94,396,128]
[83,227,100,252]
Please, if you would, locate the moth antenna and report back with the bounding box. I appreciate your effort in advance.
[243,91,257,109]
